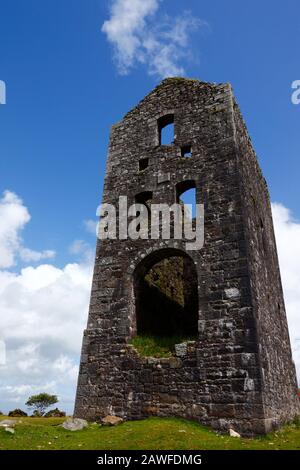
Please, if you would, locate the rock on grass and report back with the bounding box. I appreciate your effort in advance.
[0,419,17,428]
[101,415,124,426]
[61,418,88,431]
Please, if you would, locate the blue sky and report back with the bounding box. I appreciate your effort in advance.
[0,0,299,413]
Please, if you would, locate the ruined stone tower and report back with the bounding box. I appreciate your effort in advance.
[74,78,299,434]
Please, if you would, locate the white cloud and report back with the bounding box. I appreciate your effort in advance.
[102,0,159,74]
[0,383,57,402]
[0,191,55,268]
[0,263,92,351]
[272,203,300,382]
[69,239,89,255]
[0,191,93,413]
[0,258,93,412]
[102,0,205,78]
[69,239,94,265]
[0,191,30,268]
[0,340,5,366]
[19,248,56,263]
[84,219,98,235]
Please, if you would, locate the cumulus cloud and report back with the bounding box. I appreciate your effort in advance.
[0,260,93,411]
[19,248,56,263]
[0,382,57,404]
[272,203,300,381]
[101,0,205,78]
[0,191,55,268]
[0,191,93,413]
[0,191,30,268]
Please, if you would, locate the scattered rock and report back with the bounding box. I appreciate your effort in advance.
[101,415,123,426]
[0,419,17,428]
[62,418,88,431]
[229,428,241,438]
[5,427,15,434]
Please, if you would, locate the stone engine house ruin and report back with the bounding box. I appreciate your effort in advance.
[74,78,299,434]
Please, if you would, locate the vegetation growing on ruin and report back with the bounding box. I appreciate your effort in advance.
[129,335,196,358]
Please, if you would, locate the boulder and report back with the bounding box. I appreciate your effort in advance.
[61,418,88,431]
[5,427,15,434]
[101,415,123,426]
[0,419,17,428]
[229,428,241,438]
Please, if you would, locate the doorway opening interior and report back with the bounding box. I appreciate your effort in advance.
[131,249,198,357]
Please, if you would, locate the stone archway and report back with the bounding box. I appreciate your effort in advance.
[133,248,198,340]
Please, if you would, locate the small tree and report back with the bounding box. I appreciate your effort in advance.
[26,393,58,416]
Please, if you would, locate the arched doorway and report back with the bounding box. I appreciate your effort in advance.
[132,249,198,354]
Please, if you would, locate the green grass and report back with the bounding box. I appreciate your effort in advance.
[129,335,196,358]
[1,416,300,450]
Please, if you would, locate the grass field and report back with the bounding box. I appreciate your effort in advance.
[1,416,300,450]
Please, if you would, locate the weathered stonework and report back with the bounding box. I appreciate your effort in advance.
[74,78,299,435]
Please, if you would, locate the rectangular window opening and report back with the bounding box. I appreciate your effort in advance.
[139,158,149,171]
[158,114,175,145]
[181,145,192,158]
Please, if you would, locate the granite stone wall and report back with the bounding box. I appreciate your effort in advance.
[74,78,299,435]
